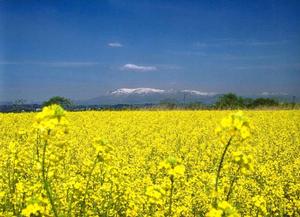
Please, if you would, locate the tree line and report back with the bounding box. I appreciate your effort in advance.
[1,94,298,112]
[215,93,281,109]
[159,93,296,109]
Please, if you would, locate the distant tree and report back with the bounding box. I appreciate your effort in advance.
[292,96,296,108]
[242,98,254,108]
[159,99,178,109]
[216,93,244,109]
[186,101,204,110]
[252,98,279,107]
[42,96,73,109]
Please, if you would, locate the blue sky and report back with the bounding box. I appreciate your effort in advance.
[0,0,300,101]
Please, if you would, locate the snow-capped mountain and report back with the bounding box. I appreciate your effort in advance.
[260,92,289,96]
[111,88,165,95]
[75,87,298,105]
[181,90,216,96]
[110,88,215,96]
[80,88,218,105]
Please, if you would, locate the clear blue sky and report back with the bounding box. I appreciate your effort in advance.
[0,0,300,101]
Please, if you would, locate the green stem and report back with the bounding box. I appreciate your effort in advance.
[214,137,232,206]
[226,166,241,201]
[80,153,99,217]
[42,138,59,217]
[168,175,174,217]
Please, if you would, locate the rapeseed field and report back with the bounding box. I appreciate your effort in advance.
[0,105,299,216]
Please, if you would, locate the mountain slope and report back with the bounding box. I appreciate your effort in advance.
[80,88,218,105]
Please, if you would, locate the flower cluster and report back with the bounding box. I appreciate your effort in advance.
[207,200,240,217]
[33,104,69,138]
[159,156,185,178]
[231,151,254,174]
[215,111,251,141]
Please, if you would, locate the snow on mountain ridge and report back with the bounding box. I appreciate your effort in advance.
[111,88,165,95]
[181,90,216,96]
[110,88,216,96]
[261,92,288,96]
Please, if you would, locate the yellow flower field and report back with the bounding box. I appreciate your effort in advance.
[0,107,299,216]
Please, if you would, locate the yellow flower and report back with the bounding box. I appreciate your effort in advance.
[206,208,223,217]
[240,126,250,139]
[159,156,185,178]
[232,151,254,173]
[217,111,251,140]
[253,196,268,215]
[21,203,43,217]
[34,104,69,133]
[145,185,166,205]
[173,164,185,176]
[207,201,240,217]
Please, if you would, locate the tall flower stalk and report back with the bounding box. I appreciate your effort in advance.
[213,111,251,208]
[34,104,69,217]
[41,136,58,217]
[214,136,232,205]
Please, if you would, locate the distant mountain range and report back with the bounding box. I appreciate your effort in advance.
[75,88,219,105]
[77,88,296,105]
[0,88,298,105]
